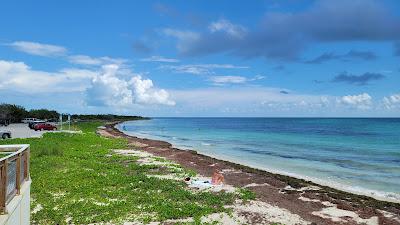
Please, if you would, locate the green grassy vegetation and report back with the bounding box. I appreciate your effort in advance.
[237,188,256,203]
[1,122,240,224]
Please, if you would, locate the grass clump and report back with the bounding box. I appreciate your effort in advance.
[237,188,256,202]
[2,122,236,224]
[36,143,64,157]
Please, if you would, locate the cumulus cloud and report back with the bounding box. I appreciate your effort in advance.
[305,50,377,64]
[383,94,400,109]
[160,63,249,75]
[85,64,175,107]
[165,0,400,61]
[332,72,385,85]
[140,56,179,63]
[338,93,372,109]
[8,41,67,57]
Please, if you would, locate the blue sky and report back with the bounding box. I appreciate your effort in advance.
[1,0,400,117]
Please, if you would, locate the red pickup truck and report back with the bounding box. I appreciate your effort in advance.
[34,123,57,131]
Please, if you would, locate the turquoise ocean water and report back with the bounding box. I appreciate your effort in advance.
[117,118,400,202]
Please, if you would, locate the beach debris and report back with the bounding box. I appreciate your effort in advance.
[244,183,271,188]
[222,168,243,174]
[128,141,148,148]
[96,128,115,138]
[298,185,321,191]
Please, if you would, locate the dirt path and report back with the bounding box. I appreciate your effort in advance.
[98,123,400,225]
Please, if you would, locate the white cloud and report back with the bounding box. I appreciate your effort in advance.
[7,41,127,66]
[140,56,179,63]
[338,93,372,109]
[383,94,400,109]
[85,64,175,107]
[210,76,247,84]
[8,41,67,57]
[130,76,175,105]
[85,65,133,107]
[0,60,95,93]
[163,28,199,41]
[68,55,102,65]
[209,19,247,38]
[209,75,264,85]
[161,64,249,75]
[68,55,127,65]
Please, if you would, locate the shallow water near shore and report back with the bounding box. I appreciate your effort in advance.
[118,117,400,202]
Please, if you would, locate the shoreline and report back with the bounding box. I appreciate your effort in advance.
[118,123,400,204]
[101,121,400,224]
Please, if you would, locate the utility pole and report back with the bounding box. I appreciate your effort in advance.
[59,114,63,130]
[68,114,71,130]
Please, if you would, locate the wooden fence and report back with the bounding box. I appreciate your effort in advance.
[0,145,30,213]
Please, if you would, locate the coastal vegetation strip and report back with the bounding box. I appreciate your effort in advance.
[1,122,243,224]
[0,103,148,123]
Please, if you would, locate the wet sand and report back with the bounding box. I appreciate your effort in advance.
[98,122,400,225]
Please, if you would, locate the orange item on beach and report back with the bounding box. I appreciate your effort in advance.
[211,170,224,185]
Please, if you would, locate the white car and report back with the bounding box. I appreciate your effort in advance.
[22,118,38,123]
[0,130,11,139]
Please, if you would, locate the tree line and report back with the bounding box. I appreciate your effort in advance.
[0,103,148,123]
[71,114,149,121]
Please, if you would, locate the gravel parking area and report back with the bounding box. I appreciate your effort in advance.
[0,123,56,139]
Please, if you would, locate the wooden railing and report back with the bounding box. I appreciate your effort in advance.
[0,145,30,214]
